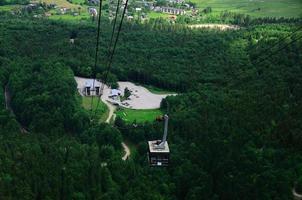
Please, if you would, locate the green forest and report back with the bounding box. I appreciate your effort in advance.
[0,8,302,199]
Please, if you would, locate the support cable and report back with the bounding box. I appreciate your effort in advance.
[93,0,129,118]
[90,0,104,118]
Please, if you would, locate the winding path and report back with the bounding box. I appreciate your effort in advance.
[5,85,28,134]
[101,98,130,160]
[5,85,11,110]
[293,187,302,200]
[101,98,116,123]
[121,142,130,161]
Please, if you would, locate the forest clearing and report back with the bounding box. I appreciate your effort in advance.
[188,23,240,30]
[75,76,174,123]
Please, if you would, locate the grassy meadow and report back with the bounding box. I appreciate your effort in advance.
[148,11,170,19]
[192,0,302,18]
[33,0,80,9]
[116,108,162,123]
[82,96,109,122]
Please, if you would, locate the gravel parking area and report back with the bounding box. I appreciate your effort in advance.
[74,76,175,109]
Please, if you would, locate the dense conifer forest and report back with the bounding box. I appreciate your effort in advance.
[0,12,302,199]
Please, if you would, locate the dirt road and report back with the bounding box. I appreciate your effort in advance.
[188,24,240,30]
[122,142,130,161]
[101,98,116,123]
[100,96,130,161]
[5,85,11,110]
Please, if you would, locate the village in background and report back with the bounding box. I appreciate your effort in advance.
[2,0,203,23]
[2,0,300,25]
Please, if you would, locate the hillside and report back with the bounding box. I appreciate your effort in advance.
[0,6,301,200]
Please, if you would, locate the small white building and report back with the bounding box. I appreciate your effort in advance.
[88,7,98,17]
[88,0,99,4]
[83,80,102,96]
[153,6,161,12]
[59,7,70,15]
[127,15,134,20]
[169,0,184,3]
[160,7,185,15]
[108,89,121,99]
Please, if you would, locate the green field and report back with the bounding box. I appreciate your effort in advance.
[0,5,20,11]
[148,11,170,19]
[48,13,90,21]
[34,0,90,22]
[116,108,162,123]
[192,0,302,18]
[70,0,85,4]
[82,96,108,122]
[32,0,80,8]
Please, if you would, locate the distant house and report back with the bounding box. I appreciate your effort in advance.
[23,3,38,12]
[27,3,38,8]
[153,6,161,12]
[168,0,184,3]
[88,7,98,16]
[144,2,153,7]
[109,89,121,99]
[59,7,71,14]
[49,3,57,8]
[88,0,99,5]
[160,7,185,15]
[127,15,134,20]
[45,12,51,17]
[70,38,75,44]
[83,80,101,96]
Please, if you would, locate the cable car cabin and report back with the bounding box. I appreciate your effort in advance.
[148,114,170,167]
[148,140,170,167]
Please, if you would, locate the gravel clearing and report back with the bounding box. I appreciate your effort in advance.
[188,24,240,30]
[117,81,175,109]
[74,76,175,109]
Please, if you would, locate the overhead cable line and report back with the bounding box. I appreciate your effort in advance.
[231,33,302,85]
[232,28,302,79]
[93,0,129,118]
[108,0,121,52]
[252,33,302,68]
[90,0,104,118]
[249,25,302,59]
